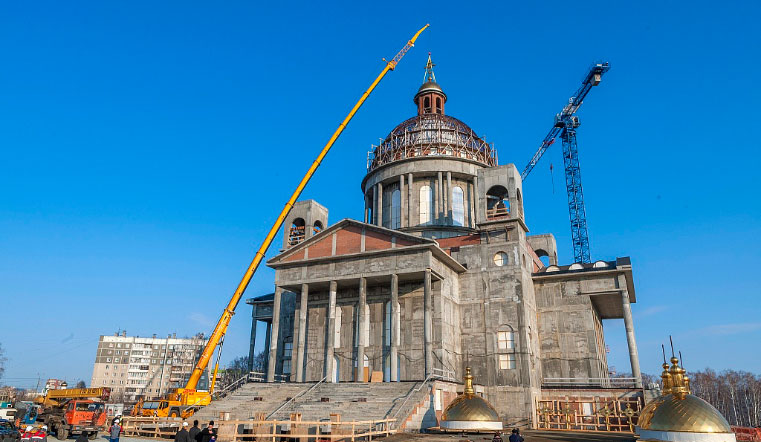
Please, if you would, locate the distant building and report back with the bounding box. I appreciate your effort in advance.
[90,331,211,402]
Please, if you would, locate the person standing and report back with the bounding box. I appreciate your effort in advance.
[508,428,524,442]
[194,421,216,442]
[174,422,191,442]
[188,420,200,442]
[109,418,122,442]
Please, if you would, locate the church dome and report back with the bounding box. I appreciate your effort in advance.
[440,368,502,432]
[638,394,732,433]
[636,355,736,442]
[366,54,497,173]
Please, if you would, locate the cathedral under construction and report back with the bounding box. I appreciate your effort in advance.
[242,56,643,428]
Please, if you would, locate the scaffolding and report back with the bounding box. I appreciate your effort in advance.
[367,114,497,172]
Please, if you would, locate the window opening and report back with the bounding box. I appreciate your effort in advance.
[493,252,508,267]
[498,330,515,350]
[452,186,465,226]
[289,218,306,246]
[486,186,510,219]
[313,220,323,234]
[499,354,516,370]
[391,190,401,229]
[419,185,433,225]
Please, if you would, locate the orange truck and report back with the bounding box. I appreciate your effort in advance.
[35,388,111,440]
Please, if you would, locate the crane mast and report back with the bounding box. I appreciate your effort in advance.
[181,24,429,394]
[521,62,610,263]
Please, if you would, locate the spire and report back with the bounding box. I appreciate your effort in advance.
[463,367,475,396]
[423,52,436,83]
[414,53,447,115]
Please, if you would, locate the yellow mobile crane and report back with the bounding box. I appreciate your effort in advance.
[132,24,429,418]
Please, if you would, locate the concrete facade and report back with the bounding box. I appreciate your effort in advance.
[250,66,642,427]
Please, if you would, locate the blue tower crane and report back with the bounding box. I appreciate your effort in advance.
[521,62,611,264]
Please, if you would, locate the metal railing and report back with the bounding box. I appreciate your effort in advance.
[430,367,456,382]
[542,377,641,389]
[266,375,327,419]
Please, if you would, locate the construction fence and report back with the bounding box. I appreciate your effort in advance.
[121,416,396,442]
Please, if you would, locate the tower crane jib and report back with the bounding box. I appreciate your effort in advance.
[520,62,610,264]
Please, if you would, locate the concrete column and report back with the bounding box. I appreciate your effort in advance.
[399,175,406,228]
[264,322,271,362]
[325,281,337,382]
[356,277,367,382]
[390,274,399,382]
[372,187,378,225]
[376,182,383,227]
[248,305,258,372]
[407,173,413,226]
[423,268,433,377]
[295,284,308,382]
[446,171,453,224]
[621,289,643,388]
[472,176,479,225]
[267,287,283,382]
[364,194,369,223]
[437,172,443,222]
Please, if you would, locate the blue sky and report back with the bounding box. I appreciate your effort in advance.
[1,1,760,388]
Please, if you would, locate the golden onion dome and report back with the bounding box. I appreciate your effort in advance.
[440,367,502,432]
[638,394,732,434]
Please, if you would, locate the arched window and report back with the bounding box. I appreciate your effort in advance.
[452,186,465,226]
[486,186,510,219]
[390,190,401,229]
[289,218,306,246]
[419,185,433,225]
[497,328,515,350]
[313,220,323,234]
[424,96,430,111]
[436,97,442,114]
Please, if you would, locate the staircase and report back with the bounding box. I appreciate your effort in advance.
[192,381,438,432]
[269,382,421,423]
[192,383,314,422]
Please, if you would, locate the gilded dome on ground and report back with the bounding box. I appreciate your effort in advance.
[440,367,502,432]
[638,394,732,433]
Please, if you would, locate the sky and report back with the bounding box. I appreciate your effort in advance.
[1,0,760,388]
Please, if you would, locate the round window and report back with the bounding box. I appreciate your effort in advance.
[493,251,508,267]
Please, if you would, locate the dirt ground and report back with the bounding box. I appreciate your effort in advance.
[382,430,637,442]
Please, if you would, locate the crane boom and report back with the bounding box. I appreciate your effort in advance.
[183,24,429,391]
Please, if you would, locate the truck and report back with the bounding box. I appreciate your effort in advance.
[0,402,16,421]
[34,388,111,440]
[130,392,208,419]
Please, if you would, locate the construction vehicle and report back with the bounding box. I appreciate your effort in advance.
[33,388,111,440]
[129,24,429,418]
[521,62,611,263]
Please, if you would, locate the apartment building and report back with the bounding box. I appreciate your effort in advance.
[90,331,211,402]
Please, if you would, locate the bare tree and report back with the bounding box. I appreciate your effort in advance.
[690,369,761,427]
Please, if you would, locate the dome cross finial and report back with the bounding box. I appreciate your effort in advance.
[423,52,436,83]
